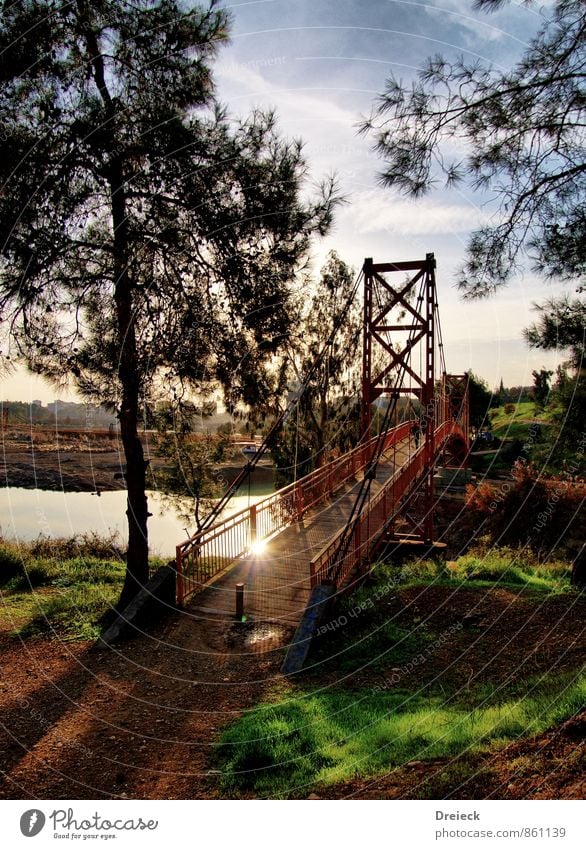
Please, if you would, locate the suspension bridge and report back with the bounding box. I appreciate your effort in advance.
[173,255,470,669]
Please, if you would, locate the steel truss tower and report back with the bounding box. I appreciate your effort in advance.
[360,254,437,541]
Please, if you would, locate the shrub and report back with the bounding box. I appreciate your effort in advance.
[0,542,26,585]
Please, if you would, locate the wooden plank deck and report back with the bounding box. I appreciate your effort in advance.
[184,437,414,625]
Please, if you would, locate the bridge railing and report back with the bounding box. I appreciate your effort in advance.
[175,420,415,605]
[309,420,463,590]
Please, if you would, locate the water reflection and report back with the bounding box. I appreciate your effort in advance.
[0,483,273,557]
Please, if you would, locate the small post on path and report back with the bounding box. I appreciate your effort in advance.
[235,582,245,621]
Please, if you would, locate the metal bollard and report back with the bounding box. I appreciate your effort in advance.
[235,582,245,620]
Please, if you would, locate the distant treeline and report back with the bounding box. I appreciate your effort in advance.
[0,400,117,427]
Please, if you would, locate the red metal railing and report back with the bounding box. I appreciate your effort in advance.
[175,420,415,605]
[309,420,465,590]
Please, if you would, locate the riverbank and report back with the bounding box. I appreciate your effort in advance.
[0,431,274,493]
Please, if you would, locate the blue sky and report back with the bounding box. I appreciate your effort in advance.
[212,0,568,387]
[3,0,568,402]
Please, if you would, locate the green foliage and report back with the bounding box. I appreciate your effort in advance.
[548,368,586,462]
[0,535,159,639]
[531,368,554,410]
[363,0,585,293]
[154,427,230,528]
[466,371,493,431]
[525,296,586,371]
[0,0,339,601]
[271,251,361,484]
[522,291,585,468]
[217,672,586,797]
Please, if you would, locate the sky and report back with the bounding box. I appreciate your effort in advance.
[2,0,569,403]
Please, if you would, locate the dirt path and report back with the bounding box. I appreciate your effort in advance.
[0,610,289,799]
[0,587,583,800]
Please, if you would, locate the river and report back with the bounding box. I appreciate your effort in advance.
[0,483,273,557]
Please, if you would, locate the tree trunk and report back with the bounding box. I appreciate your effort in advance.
[110,158,150,609]
[78,5,150,608]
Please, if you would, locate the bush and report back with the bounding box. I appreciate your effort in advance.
[0,543,26,585]
[463,463,585,559]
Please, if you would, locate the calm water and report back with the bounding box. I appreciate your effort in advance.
[0,483,273,557]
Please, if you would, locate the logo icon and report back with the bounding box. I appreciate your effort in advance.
[20,810,46,837]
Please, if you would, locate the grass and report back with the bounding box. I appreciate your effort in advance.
[217,671,586,798]
[309,587,433,675]
[445,551,571,592]
[373,548,573,595]
[217,547,579,797]
[0,534,164,639]
[489,402,554,442]
[306,550,571,682]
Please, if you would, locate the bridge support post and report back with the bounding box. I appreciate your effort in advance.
[360,253,439,541]
[423,253,436,542]
[235,582,245,620]
[361,257,374,439]
[295,483,304,520]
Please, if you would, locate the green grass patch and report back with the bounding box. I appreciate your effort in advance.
[217,672,586,798]
[311,618,432,675]
[445,551,571,592]
[490,402,554,442]
[17,582,122,640]
[309,581,434,674]
[375,549,572,595]
[0,534,163,640]
[308,551,572,677]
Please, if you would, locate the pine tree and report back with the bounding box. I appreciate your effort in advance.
[363,0,585,294]
[0,1,338,606]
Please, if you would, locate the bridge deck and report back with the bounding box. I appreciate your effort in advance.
[185,437,414,625]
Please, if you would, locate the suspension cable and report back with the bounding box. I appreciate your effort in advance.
[327,269,428,585]
[435,295,447,419]
[196,268,365,533]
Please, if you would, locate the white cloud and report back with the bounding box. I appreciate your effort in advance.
[216,57,358,129]
[412,0,529,48]
[346,189,493,237]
